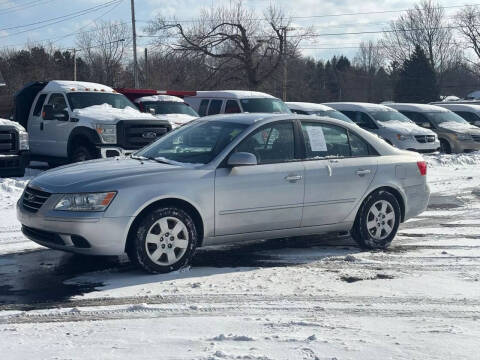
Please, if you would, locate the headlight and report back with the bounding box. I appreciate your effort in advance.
[54,192,116,212]
[456,133,472,141]
[95,124,117,144]
[18,131,29,150]
[396,134,411,141]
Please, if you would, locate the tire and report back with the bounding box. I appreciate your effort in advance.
[128,207,198,273]
[439,139,451,154]
[70,144,96,163]
[351,189,401,249]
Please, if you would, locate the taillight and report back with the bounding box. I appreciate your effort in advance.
[417,161,427,176]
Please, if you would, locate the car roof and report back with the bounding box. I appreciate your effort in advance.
[386,103,449,112]
[286,102,334,112]
[42,80,115,93]
[324,102,396,112]
[191,90,276,99]
[135,95,184,103]
[433,103,480,112]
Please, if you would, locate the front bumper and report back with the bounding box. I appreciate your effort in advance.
[391,137,440,153]
[98,146,136,159]
[16,199,132,256]
[0,151,29,177]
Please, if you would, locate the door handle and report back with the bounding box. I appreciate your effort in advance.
[356,169,371,176]
[40,122,44,131]
[284,174,303,182]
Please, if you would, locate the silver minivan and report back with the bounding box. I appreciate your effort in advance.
[325,102,440,153]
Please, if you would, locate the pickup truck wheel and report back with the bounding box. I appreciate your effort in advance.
[129,207,198,273]
[70,144,95,163]
[351,190,400,249]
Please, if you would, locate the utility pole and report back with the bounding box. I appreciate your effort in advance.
[282,27,288,102]
[130,0,138,88]
[144,48,148,88]
[73,48,77,81]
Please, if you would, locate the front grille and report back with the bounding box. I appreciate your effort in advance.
[415,135,436,143]
[0,130,17,154]
[22,226,64,246]
[472,135,480,142]
[22,186,51,213]
[117,120,171,150]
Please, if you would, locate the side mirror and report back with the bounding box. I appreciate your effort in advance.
[227,152,257,167]
[42,104,54,120]
[420,122,431,128]
[55,110,69,121]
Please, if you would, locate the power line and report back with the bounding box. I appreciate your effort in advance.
[0,0,56,16]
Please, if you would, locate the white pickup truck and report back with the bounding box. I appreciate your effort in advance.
[13,80,172,165]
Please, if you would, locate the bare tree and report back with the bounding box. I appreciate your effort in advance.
[354,40,384,74]
[147,0,308,90]
[455,6,480,71]
[380,0,461,77]
[76,21,130,86]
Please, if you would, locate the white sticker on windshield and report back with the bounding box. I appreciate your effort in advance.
[305,125,327,151]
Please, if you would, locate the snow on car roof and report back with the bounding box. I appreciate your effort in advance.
[286,102,334,112]
[433,103,480,113]
[192,90,276,99]
[42,80,115,93]
[387,103,449,112]
[324,102,397,112]
[135,95,184,103]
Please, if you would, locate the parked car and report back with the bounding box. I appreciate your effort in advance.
[430,103,480,127]
[184,90,291,116]
[13,81,172,165]
[17,113,430,273]
[387,103,480,154]
[286,102,355,124]
[0,118,29,177]
[325,102,440,153]
[115,88,198,129]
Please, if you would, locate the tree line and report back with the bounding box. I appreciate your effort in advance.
[1,0,480,117]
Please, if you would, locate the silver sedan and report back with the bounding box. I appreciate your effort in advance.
[17,113,430,273]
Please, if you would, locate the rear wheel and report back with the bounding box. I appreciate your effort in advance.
[351,190,401,249]
[128,207,198,273]
[439,139,451,154]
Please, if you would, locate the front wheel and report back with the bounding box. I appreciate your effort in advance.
[439,139,451,154]
[351,190,401,249]
[128,207,198,273]
[70,144,97,163]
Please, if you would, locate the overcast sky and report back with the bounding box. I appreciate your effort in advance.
[0,0,473,60]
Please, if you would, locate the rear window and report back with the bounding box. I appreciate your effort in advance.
[208,100,223,115]
[240,98,291,114]
[198,100,209,116]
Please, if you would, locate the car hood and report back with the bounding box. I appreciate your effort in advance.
[380,120,434,135]
[0,117,26,132]
[30,158,193,192]
[73,104,157,123]
[437,122,480,134]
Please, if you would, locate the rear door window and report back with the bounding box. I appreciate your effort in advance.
[225,100,241,113]
[33,94,47,116]
[349,131,372,157]
[198,99,209,116]
[301,122,350,159]
[208,100,223,115]
[341,111,376,130]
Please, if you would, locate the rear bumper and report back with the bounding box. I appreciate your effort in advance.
[0,151,29,177]
[404,183,430,221]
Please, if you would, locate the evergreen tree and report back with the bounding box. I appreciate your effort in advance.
[394,45,439,103]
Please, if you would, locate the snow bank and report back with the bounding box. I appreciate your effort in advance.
[73,104,156,121]
[135,95,184,103]
[425,151,480,168]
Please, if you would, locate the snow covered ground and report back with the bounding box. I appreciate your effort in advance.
[1,154,480,359]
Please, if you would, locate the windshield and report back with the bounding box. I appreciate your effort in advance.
[240,98,291,114]
[136,120,248,165]
[67,93,135,110]
[311,110,354,124]
[142,101,198,117]
[425,111,470,126]
[370,110,413,123]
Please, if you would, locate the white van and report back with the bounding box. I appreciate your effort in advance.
[184,90,291,116]
[430,103,480,127]
[325,102,440,153]
[286,102,355,124]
